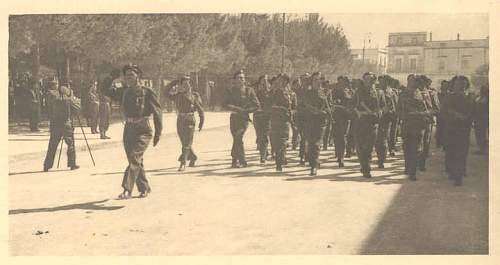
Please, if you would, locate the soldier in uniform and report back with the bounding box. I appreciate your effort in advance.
[331,76,354,168]
[166,75,204,171]
[98,69,120,139]
[322,80,334,151]
[473,84,488,155]
[435,80,449,149]
[223,70,260,168]
[270,73,294,172]
[346,78,363,158]
[418,75,440,171]
[289,81,299,151]
[387,77,401,156]
[354,72,385,178]
[375,75,397,168]
[442,76,474,186]
[399,74,431,181]
[295,74,311,165]
[103,64,162,199]
[88,81,100,134]
[304,72,331,176]
[253,75,272,164]
[43,82,81,172]
[26,76,41,132]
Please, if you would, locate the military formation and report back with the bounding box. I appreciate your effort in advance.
[10,63,488,199]
[221,69,488,187]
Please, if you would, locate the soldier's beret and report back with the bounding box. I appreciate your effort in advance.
[122,63,142,76]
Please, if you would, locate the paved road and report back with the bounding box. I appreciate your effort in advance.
[8,115,488,255]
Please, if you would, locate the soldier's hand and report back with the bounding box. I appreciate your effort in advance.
[198,124,203,131]
[153,134,160,147]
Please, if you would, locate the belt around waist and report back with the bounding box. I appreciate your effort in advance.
[178,112,194,116]
[126,117,148,123]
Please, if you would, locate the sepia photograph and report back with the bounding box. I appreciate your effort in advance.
[4,0,494,259]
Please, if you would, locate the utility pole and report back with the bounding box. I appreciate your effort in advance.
[362,32,372,66]
[282,13,285,73]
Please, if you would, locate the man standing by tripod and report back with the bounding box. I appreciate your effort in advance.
[43,81,81,172]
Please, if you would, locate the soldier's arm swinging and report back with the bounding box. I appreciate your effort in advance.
[148,89,163,146]
[194,93,205,131]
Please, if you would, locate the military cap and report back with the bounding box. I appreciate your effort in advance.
[122,63,143,76]
[277,73,291,85]
[337,76,349,83]
[362,72,376,81]
[59,85,72,97]
[311,72,321,79]
[449,75,470,91]
[111,69,121,78]
[181,74,191,81]
[233,70,245,79]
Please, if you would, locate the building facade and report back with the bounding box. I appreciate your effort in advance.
[351,48,388,74]
[386,32,489,86]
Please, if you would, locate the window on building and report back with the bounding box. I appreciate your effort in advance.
[461,59,470,71]
[395,58,402,71]
[461,55,472,71]
[439,60,446,72]
[409,58,417,71]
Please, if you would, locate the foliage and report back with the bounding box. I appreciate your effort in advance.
[9,13,354,86]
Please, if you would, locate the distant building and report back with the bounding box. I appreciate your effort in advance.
[351,48,388,74]
[386,32,489,86]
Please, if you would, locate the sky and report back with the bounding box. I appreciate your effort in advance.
[319,13,489,49]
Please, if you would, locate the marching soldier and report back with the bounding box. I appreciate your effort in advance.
[354,72,385,178]
[88,81,100,134]
[295,73,311,165]
[346,78,363,158]
[323,80,334,151]
[418,75,440,171]
[442,76,474,186]
[387,77,401,156]
[436,80,449,149]
[375,75,397,168]
[43,82,81,172]
[98,69,120,139]
[270,74,294,172]
[26,76,41,132]
[166,75,205,171]
[304,72,331,176]
[399,74,431,180]
[473,84,488,155]
[103,64,163,199]
[290,82,299,151]
[332,76,354,168]
[223,70,260,168]
[253,74,272,164]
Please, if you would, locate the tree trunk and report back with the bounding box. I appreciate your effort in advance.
[155,63,163,109]
[32,42,40,90]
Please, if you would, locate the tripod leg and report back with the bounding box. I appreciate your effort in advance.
[56,137,63,168]
[76,114,96,166]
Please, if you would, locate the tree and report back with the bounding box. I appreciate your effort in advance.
[471,63,488,90]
